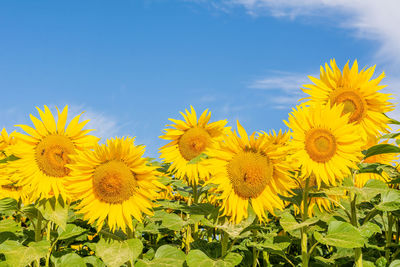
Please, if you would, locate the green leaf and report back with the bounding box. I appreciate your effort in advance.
[89,238,143,267]
[54,253,86,267]
[314,221,364,248]
[359,222,381,238]
[186,250,242,267]
[161,212,186,231]
[0,198,18,212]
[376,256,388,267]
[0,155,19,164]
[363,260,376,267]
[278,188,303,207]
[0,240,50,267]
[188,153,208,164]
[37,197,69,230]
[213,209,256,238]
[83,256,106,267]
[364,144,400,158]
[389,260,400,267]
[376,190,400,211]
[381,132,400,139]
[388,116,400,125]
[127,239,143,261]
[135,245,186,267]
[247,235,291,251]
[57,224,87,240]
[0,218,20,233]
[279,211,318,238]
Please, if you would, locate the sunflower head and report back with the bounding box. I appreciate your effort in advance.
[6,105,100,201]
[206,121,294,224]
[285,103,364,188]
[159,106,229,185]
[66,137,163,233]
[302,59,394,139]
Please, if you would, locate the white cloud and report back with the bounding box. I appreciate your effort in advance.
[384,77,400,131]
[68,105,120,141]
[223,0,400,66]
[249,71,310,92]
[248,71,311,108]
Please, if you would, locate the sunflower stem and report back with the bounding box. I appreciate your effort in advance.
[252,246,259,267]
[385,212,394,261]
[300,177,310,267]
[126,227,134,239]
[46,221,52,241]
[221,230,229,257]
[350,192,363,267]
[35,210,43,242]
[251,229,259,267]
[192,183,199,204]
[34,210,43,267]
[185,195,192,254]
[191,183,200,239]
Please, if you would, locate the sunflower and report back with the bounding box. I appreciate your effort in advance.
[6,105,99,201]
[66,137,163,233]
[285,103,363,188]
[159,106,228,185]
[0,128,32,203]
[355,137,398,188]
[206,121,294,224]
[302,59,394,140]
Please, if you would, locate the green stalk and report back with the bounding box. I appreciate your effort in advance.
[34,210,43,267]
[301,177,310,267]
[350,192,363,267]
[221,231,229,257]
[252,246,259,267]
[35,210,43,242]
[185,195,193,254]
[385,212,394,261]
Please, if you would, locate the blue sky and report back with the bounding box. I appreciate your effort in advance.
[1,0,399,157]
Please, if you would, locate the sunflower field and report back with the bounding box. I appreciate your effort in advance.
[1,59,400,267]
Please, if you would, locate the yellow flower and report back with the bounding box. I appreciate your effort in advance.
[206,122,294,224]
[285,103,363,188]
[0,128,32,204]
[302,59,394,139]
[159,106,229,185]
[66,137,163,233]
[6,105,99,201]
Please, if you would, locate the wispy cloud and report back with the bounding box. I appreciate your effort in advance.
[221,0,400,66]
[248,71,311,108]
[68,105,120,141]
[249,71,310,92]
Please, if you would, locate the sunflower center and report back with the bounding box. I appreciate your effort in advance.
[305,128,337,163]
[329,89,366,123]
[178,127,211,161]
[92,160,137,204]
[227,151,272,199]
[35,135,75,177]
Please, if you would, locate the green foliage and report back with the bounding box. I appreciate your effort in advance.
[314,221,365,248]
[364,144,400,158]
[37,197,69,230]
[88,238,143,267]
[0,240,50,267]
[57,224,87,240]
[136,245,186,266]
[186,250,242,267]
